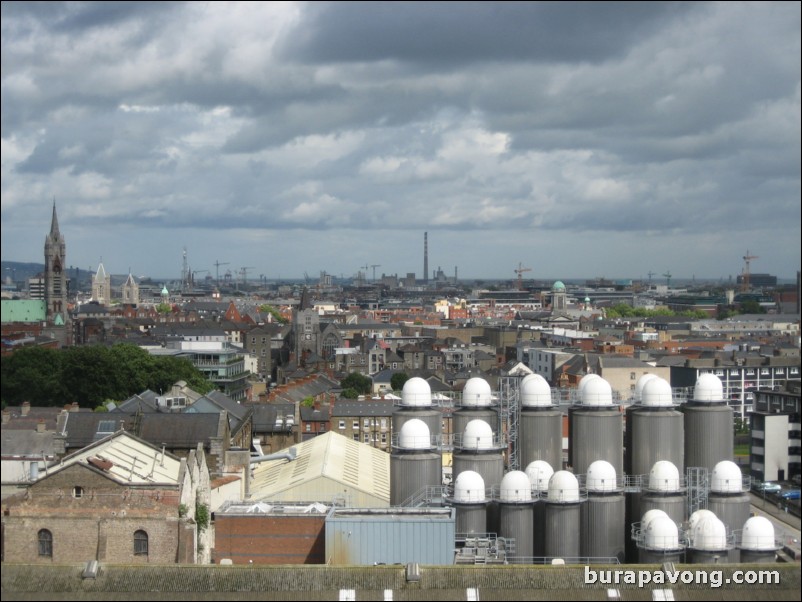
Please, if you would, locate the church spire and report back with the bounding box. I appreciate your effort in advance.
[50,198,60,237]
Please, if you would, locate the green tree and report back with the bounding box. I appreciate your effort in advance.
[341,388,359,399]
[340,372,372,395]
[390,372,410,391]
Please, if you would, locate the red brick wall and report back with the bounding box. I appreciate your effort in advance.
[214,514,325,564]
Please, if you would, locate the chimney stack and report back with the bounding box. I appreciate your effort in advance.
[21,401,31,417]
[423,232,429,285]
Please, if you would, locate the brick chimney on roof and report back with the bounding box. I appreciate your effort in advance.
[70,402,80,412]
[21,402,31,417]
[2,410,10,425]
[36,419,46,433]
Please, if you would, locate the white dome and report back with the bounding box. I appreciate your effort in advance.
[462,377,492,407]
[547,470,580,502]
[645,515,680,550]
[402,377,432,406]
[500,471,533,502]
[398,419,431,450]
[642,378,674,407]
[454,470,486,503]
[710,461,744,493]
[648,461,681,492]
[688,509,717,537]
[525,461,554,492]
[581,377,613,406]
[741,516,777,551]
[634,373,659,402]
[586,460,617,492]
[520,373,541,387]
[641,509,670,531]
[462,419,494,450]
[692,516,728,551]
[521,375,553,407]
[577,373,601,394]
[694,373,724,402]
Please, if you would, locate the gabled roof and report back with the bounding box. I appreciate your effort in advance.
[44,430,183,486]
[115,390,161,413]
[330,400,393,418]
[299,405,330,422]
[248,403,295,432]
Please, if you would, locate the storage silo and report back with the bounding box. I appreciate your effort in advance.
[392,377,442,438]
[688,514,732,564]
[544,470,582,560]
[640,461,687,526]
[390,419,442,506]
[637,514,685,564]
[525,460,553,560]
[568,377,623,476]
[739,516,780,564]
[518,374,562,470]
[683,374,733,472]
[632,373,658,403]
[580,460,625,563]
[498,471,534,562]
[452,419,505,491]
[707,460,750,561]
[448,470,488,535]
[625,377,684,477]
[453,377,498,437]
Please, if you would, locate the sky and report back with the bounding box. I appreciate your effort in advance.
[2,1,800,283]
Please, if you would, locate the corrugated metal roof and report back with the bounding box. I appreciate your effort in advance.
[250,431,390,503]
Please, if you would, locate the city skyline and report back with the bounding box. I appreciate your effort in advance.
[2,2,800,280]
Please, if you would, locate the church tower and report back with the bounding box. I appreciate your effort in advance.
[92,261,112,305]
[44,201,68,324]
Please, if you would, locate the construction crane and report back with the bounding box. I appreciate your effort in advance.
[239,267,255,287]
[663,271,672,287]
[213,260,230,285]
[647,270,656,284]
[514,262,532,291]
[741,250,759,292]
[370,264,381,282]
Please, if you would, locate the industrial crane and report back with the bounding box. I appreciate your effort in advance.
[741,250,759,292]
[370,264,381,282]
[663,271,672,287]
[514,262,532,291]
[213,260,230,286]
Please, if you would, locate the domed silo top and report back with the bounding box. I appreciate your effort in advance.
[525,460,554,492]
[710,460,745,493]
[634,373,658,402]
[585,460,618,492]
[398,418,432,450]
[641,377,674,407]
[581,376,613,406]
[521,374,553,407]
[645,515,680,550]
[692,515,728,551]
[693,373,724,402]
[577,373,601,394]
[547,470,580,502]
[401,376,432,407]
[688,509,717,534]
[648,461,681,492]
[461,377,492,407]
[552,280,566,291]
[500,470,533,502]
[462,419,494,450]
[641,509,670,531]
[454,470,486,503]
[741,516,777,551]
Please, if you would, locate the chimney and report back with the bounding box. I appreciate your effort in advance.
[36,419,46,433]
[21,401,31,417]
[70,402,80,412]
[2,410,10,425]
[314,399,321,411]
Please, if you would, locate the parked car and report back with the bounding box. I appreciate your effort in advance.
[780,489,800,500]
[758,482,782,493]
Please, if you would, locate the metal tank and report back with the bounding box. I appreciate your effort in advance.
[706,460,750,561]
[625,377,684,477]
[639,461,687,527]
[452,419,505,491]
[568,377,623,476]
[448,470,488,535]
[453,377,499,438]
[525,460,553,560]
[683,374,734,472]
[688,514,732,564]
[518,374,563,470]
[498,471,534,562]
[580,460,625,563]
[390,419,442,506]
[739,516,780,564]
[636,513,685,564]
[392,376,442,439]
[544,470,583,561]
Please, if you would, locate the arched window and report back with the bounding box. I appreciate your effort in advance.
[38,529,53,557]
[134,530,148,556]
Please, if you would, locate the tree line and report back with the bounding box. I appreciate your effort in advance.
[1,343,215,409]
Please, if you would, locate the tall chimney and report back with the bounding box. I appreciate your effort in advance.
[424,232,429,284]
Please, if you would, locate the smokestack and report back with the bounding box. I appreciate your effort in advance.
[424,232,429,284]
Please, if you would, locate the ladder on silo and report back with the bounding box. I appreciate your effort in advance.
[498,376,521,471]
[686,467,709,517]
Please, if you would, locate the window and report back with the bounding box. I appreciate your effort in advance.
[338,420,345,430]
[38,529,53,557]
[352,420,359,430]
[134,530,148,556]
[630,372,636,380]
[72,486,84,498]
[305,424,311,432]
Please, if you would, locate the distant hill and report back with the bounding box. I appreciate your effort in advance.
[1,261,93,287]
